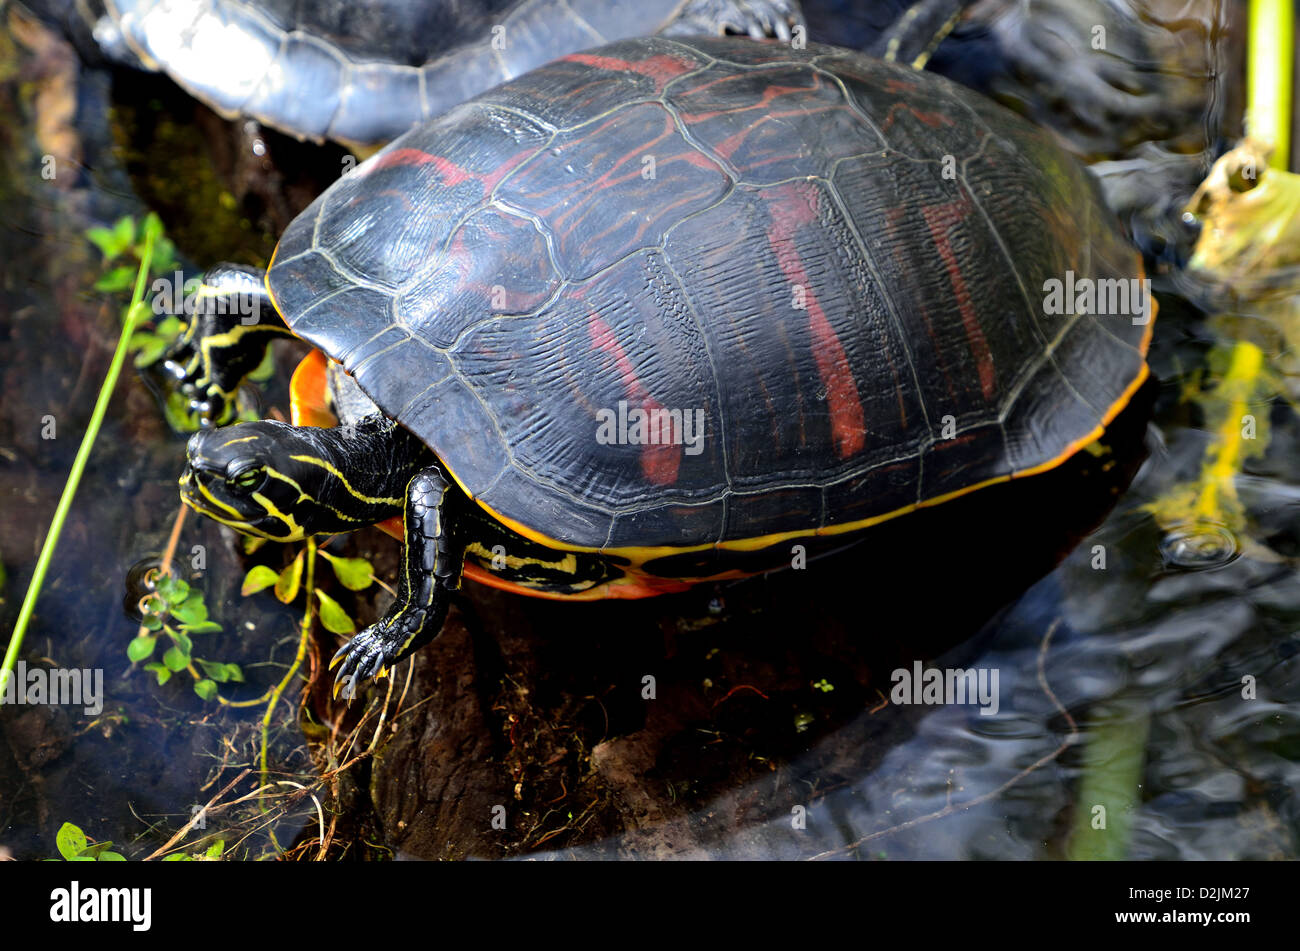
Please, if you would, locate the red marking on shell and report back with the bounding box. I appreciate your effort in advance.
[921,198,996,401]
[367,147,533,195]
[587,311,681,486]
[763,182,866,459]
[677,72,821,125]
[880,102,953,131]
[561,52,695,92]
[367,147,437,173]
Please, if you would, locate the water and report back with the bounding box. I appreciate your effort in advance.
[2,0,1296,861]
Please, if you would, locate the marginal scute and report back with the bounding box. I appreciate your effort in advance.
[269,252,394,349]
[242,37,344,139]
[723,484,823,540]
[607,498,727,550]
[332,64,422,144]
[478,466,615,548]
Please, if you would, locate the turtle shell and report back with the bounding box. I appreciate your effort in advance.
[267,36,1153,553]
[103,0,735,143]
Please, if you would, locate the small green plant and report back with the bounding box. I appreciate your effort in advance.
[242,547,377,636]
[53,822,124,861]
[86,212,180,367]
[129,575,243,700]
[162,839,226,861]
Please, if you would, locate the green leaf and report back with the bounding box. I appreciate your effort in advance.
[162,853,190,861]
[321,552,374,591]
[126,636,157,663]
[156,576,190,605]
[142,613,163,632]
[170,593,209,626]
[132,336,169,369]
[155,314,184,340]
[98,851,126,861]
[223,663,244,684]
[314,587,356,635]
[113,215,136,249]
[56,822,88,860]
[80,839,112,858]
[173,629,194,656]
[162,647,189,672]
[241,565,280,596]
[194,679,218,701]
[151,238,179,275]
[275,551,303,604]
[86,216,135,261]
[181,620,222,634]
[197,659,230,682]
[144,662,172,685]
[94,265,137,293]
[85,226,121,261]
[139,211,164,245]
[205,839,225,859]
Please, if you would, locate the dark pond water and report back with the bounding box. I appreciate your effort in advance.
[1,0,1296,861]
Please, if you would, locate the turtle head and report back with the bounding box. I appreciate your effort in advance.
[180,420,386,541]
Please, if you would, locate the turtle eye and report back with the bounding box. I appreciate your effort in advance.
[228,464,267,494]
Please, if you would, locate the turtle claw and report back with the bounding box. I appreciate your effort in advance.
[329,609,427,701]
[664,0,803,42]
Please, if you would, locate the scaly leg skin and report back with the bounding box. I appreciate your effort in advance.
[663,0,802,42]
[331,466,464,701]
[864,0,968,67]
[159,263,293,426]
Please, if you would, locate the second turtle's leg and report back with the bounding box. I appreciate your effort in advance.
[159,263,294,425]
[331,465,465,700]
[863,0,967,67]
[661,0,802,41]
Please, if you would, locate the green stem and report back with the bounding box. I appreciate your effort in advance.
[2,236,155,701]
[260,538,315,845]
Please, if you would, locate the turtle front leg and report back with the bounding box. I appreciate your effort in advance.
[662,0,802,41]
[158,263,294,426]
[331,466,464,700]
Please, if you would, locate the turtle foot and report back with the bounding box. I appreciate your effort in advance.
[663,0,802,42]
[330,606,432,701]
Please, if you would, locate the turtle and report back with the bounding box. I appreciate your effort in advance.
[26,0,803,145]
[172,35,1156,699]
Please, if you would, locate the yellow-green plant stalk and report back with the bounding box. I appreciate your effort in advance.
[1248,0,1293,169]
[2,233,155,700]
